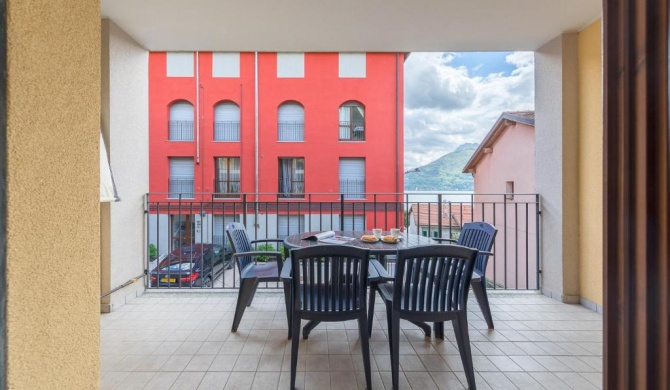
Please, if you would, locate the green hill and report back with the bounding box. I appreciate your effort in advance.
[404,143,478,191]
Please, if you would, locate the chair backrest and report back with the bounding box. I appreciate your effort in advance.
[290,245,370,314]
[393,245,478,314]
[225,222,254,270]
[456,222,497,274]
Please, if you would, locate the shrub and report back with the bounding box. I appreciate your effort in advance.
[254,243,285,262]
[148,243,158,260]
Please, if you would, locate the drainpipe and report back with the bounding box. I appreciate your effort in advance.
[240,82,243,192]
[254,52,259,200]
[196,51,200,165]
[395,53,400,196]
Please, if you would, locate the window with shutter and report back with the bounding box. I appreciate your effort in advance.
[339,158,365,199]
[213,215,239,247]
[342,215,365,231]
[214,102,240,141]
[169,158,194,198]
[278,215,305,239]
[169,102,194,141]
[278,103,304,141]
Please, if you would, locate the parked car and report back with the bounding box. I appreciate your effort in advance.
[150,244,233,288]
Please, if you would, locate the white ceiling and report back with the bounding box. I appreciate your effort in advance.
[101,0,601,52]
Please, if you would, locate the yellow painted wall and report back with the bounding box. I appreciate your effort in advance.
[6,0,101,388]
[578,19,603,306]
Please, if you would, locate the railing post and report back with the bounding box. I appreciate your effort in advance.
[145,193,150,289]
[242,193,247,228]
[503,193,507,289]
[535,193,541,290]
[308,193,312,231]
[437,194,443,239]
[374,193,379,230]
[448,201,453,239]
[340,194,345,231]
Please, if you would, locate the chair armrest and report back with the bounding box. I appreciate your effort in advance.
[369,260,393,282]
[233,250,284,270]
[280,259,292,281]
[430,238,494,257]
[232,250,283,260]
[250,238,285,245]
[432,238,457,243]
[368,261,380,281]
[471,270,483,282]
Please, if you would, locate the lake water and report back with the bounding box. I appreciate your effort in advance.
[403,190,474,203]
[402,190,474,210]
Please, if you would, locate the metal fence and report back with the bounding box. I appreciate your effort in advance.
[339,179,365,200]
[169,120,194,141]
[214,121,240,141]
[339,121,365,141]
[278,122,304,141]
[145,192,541,291]
[168,178,194,199]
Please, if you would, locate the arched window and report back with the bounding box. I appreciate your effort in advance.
[339,102,365,141]
[214,102,240,141]
[277,102,304,141]
[169,101,194,141]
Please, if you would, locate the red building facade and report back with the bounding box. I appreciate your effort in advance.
[148,52,404,246]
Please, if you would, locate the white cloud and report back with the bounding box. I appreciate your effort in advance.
[403,52,534,169]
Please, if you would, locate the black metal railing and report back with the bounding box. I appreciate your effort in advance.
[168,178,194,198]
[339,179,365,200]
[214,121,240,141]
[278,122,304,141]
[339,121,365,141]
[145,192,541,292]
[169,120,194,141]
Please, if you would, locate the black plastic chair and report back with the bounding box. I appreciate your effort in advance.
[226,222,286,332]
[378,245,479,389]
[433,221,497,332]
[289,245,372,390]
[368,255,433,338]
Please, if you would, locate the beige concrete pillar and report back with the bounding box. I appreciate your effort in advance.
[535,33,581,303]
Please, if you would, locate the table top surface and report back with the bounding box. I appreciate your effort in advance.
[283,230,436,255]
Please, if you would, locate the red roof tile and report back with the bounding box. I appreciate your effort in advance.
[409,203,473,228]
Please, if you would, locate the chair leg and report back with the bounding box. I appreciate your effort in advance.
[453,315,476,389]
[246,282,260,306]
[283,280,292,339]
[302,320,320,340]
[357,314,372,389]
[232,278,257,332]
[385,301,394,358]
[410,320,431,337]
[472,279,494,329]
[433,321,444,339]
[391,312,401,390]
[290,315,301,390]
[368,284,377,336]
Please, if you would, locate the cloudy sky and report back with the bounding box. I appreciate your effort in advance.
[404,52,535,170]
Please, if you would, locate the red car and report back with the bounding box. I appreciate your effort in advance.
[150,244,232,288]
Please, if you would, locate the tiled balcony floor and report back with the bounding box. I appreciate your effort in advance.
[101,291,602,390]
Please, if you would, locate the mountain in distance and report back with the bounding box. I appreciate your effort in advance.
[404,143,479,191]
